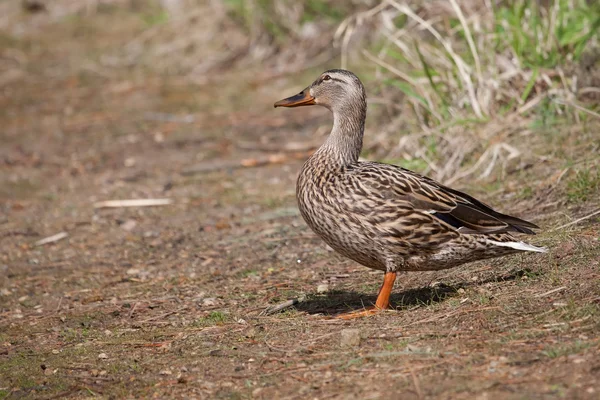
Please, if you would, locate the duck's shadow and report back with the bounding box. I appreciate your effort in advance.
[295,269,535,315]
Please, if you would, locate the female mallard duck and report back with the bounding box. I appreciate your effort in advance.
[274,69,546,317]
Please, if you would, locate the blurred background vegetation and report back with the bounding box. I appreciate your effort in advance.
[2,0,599,183]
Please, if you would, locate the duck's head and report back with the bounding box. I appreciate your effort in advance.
[274,69,366,114]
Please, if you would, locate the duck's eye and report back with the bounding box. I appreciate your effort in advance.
[322,75,331,81]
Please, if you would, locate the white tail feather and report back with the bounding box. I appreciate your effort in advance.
[488,240,547,253]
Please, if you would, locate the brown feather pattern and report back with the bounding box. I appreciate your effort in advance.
[285,69,545,273]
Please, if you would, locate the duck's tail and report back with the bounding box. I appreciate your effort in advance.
[487,239,547,253]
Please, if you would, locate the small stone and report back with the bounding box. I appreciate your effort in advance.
[252,387,262,397]
[98,353,108,360]
[154,132,164,143]
[340,329,361,348]
[316,284,329,294]
[121,219,137,232]
[98,370,107,376]
[0,288,11,296]
[209,349,223,356]
[159,369,172,375]
[126,268,140,276]
[457,288,466,294]
[104,329,113,336]
[202,298,217,307]
[199,380,216,389]
[18,295,29,303]
[586,387,595,394]
[52,349,59,354]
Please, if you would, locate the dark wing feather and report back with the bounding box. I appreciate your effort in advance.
[350,163,539,236]
[432,183,539,234]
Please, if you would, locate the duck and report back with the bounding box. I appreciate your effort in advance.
[274,69,546,318]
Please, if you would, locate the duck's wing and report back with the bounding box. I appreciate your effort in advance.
[344,162,539,236]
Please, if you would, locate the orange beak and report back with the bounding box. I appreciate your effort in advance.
[274,88,315,108]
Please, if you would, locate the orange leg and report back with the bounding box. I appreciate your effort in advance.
[337,271,396,319]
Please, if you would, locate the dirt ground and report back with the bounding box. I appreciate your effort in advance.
[1,6,600,400]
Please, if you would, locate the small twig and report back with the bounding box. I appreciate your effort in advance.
[93,199,173,209]
[35,232,69,246]
[143,112,195,123]
[236,141,318,153]
[55,297,63,312]
[261,296,306,316]
[128,301,139,319]
[535,286,567,298]
[552,209,600,231]
[138,307,187,323]
[406,306,499,327]
[553,99,600,119]
[410,367,425,399]
[182,151,312,175]
[264,339,297,354]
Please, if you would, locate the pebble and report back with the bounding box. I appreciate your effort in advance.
[340,329,361,348]
[316,284,329,294]
[121,219,137,231]
[98,353,108,360]
[202,298,217,307]
[126,268,140,276]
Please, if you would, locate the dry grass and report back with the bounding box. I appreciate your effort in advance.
[333,0,600,183]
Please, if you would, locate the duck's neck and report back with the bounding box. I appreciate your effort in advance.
[315,102,366,168]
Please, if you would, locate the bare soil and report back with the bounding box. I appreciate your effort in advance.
[1,7,599,400]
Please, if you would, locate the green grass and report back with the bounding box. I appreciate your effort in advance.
[494,0,600,69]
[566,168,600,203]
[542,341,591,359]
[377,0,598,123]
[193,311,228,327]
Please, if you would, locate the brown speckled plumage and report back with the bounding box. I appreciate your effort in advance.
[275,69,545,312]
